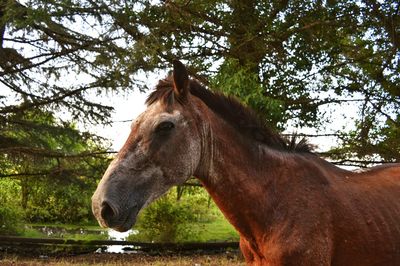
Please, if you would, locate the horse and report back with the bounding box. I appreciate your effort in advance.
[92,60,400,265]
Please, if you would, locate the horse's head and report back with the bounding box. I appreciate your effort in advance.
[91,60,204,232]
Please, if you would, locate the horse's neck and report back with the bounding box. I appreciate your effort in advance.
[195,117,293,240]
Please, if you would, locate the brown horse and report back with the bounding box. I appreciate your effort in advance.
[92,60,400,265]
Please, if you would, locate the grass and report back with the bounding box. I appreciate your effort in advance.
[25,222,102,231]
[22,227,45,238]
[20,223,108,241]
[18,215,239,243]
[127,211,239,243]
[189,215,239,242]
[0,253,245,266]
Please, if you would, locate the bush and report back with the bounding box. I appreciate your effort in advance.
[23,179,96,224]
[0,204,24,235]
[0,174,99,226]
[0,179,24,235]
[129,187,213,243]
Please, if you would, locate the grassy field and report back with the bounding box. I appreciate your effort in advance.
[0,253,245,266]
[2,211,242,265]
[189,215,239,242]
[21,223,109,241]
[21,214,239,243]
[127,214,239,243]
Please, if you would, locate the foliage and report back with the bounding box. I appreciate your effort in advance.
[0,109,110,224]
[329,114,400,165]
[211,58,286,128]
[0,179,24,234]
[23,178,97,223]
[129,187,214,243]
[1,1,113,217]
[1,0,398,166]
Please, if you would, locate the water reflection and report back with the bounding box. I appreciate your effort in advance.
[106,229,138,253]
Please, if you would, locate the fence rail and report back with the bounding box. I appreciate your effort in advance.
[0,236,239,252]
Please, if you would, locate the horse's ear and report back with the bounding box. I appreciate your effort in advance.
[172,59,189,99]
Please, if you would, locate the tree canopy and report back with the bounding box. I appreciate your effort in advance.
[1,0,399,169]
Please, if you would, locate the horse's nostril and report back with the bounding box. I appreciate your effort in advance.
[100,201,117,222]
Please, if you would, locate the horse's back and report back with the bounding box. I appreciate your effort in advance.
[355,163,400,177]
[330,163,400,265]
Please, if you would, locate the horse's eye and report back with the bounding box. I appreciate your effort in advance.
[155,121,175,133]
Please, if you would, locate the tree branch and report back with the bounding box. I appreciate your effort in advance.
[0,147,116,159]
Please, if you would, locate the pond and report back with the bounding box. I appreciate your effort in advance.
[25,224,138,253]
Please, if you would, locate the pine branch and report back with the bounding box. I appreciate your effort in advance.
[331,159,397,167]
[0,147,116,159]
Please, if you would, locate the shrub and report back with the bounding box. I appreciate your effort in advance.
[24,180,95,224]
[0,179,24,235]
[129,188,213,243]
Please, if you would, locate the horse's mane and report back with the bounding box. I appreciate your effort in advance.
[146,76,313,153]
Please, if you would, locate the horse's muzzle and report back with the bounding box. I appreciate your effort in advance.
[97,200,139,232]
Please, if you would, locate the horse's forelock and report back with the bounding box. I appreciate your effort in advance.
[145,76,187,107]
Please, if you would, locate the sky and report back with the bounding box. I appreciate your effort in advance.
[93,90,149,151]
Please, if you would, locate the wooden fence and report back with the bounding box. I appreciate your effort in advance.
[0,236,239,252]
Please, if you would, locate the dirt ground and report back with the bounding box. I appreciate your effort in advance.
[0,251,245,266]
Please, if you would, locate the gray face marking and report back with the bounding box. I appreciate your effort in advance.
[91,98,203,232]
